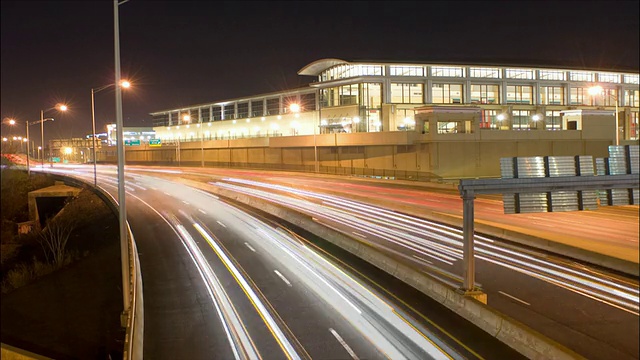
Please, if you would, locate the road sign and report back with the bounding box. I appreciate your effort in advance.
[149,139,162,147]
[125,139,141,146]
[52,157,61,163]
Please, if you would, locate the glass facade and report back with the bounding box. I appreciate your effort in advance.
[506,85,533,104]
[625,89,639,107]
[506,69,534,79]
[570,87,589,105]
[432,83,463,104]
[469,67,501,78]
[480,109,499,129]
[431,66,464,77]
[470,84,499,104]
[512,110,532,130]
[545,111,562,130]
[539,70,566,81]
[391,83,423,104]
[390,66,424,76]
[540,86,564,105]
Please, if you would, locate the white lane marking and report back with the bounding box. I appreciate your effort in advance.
[164,192,171,196]
[244,242,256,252]
[329,328,359,360]
[182,201,190,205]
[498,291,531,306]
[412,255,433,265]
[217,221,227,228]
[352,232,367,238]
[150,187,158,191]
[198,209,207,215]
[273,270,292,287]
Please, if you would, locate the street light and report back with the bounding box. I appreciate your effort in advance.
[41,104,67,169]
[91,79,131,187]
[588,85,619,146]
[532,114,541,130]
[25,117,54,176]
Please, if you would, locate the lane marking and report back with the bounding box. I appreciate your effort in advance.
[182,201,190,205]
[198,209,207,215]
[498,291,531,306]
[274,270,292,287]
[352,232,367,238]
[329,328,359,360]
[217,221,227,228]
[244,242,256,252]
[164,192,171,196]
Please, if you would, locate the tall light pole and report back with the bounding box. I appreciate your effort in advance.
[25,118,53,176]
[41,105,67,168]
[588,85,619,146]
[92,80,131,187]
[114,0,131,315]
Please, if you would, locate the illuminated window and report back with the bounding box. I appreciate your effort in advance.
[431,66,464,77]
[390,83,423,103]
[623,74,639,84]
[598,73,620,83]
[545,111,562,130]
[469,67,501,78]
[237,102,248,118]
[540,86,564,105]
[505,69,534,79]
[569,71,594,82]
[470,84,500,104]
[631,112,639,140]
[625,89,639,107]
[512,110,532,130]
[390,66,424,76]
[361,83,382,108]
[570,87,589,105]
[266,98,280,115]
[506,85,533,104]
[480,110,500,129]
[601,89,618,107]
[539,70,566,81]
[431,83,463,104]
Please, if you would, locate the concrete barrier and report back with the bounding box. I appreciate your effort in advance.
[0,343,51,360]
[176,178,585,360]
[47,174,144,360]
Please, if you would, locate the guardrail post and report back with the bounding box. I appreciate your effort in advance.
[458,189,487,303]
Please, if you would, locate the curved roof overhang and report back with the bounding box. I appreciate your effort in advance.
[298,58,350,76]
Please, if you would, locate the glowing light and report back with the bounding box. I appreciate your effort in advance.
[289,103,300,113]
[532,115,541,121]
[588,85,603,96]
[183,115,191,122]
[8,119,16,125]
[63,147,73,154]
[261,117,266,121]
[277,115,282,120]
[120,80,131,88]
[353,117,360,124]
[246,118,251,123]
[58,104,68,111]
[497,114,505,121]
[321,119,328,126]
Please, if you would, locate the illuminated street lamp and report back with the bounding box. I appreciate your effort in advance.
[25,117,54,176]
[532,114,541,130]
[41,104,67,168]
[588,85,619,146]
[91,79,131,187]
[8,119,16,125]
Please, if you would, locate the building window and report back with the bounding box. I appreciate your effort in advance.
[340,84,359,105]
[432,83,463,104]
[390,66,424,76]
[625,89,639,107]
[266,98,280,115]
[480,109,500,129]
[539,70,566,81]
[598,72,621,83]
[506,85,533,104]
[470,84,500,104]
[545,111,562,130]
[251,100,264,117]
[540,86,565,105]
[631,112,639,140]
[360,83,382,108]
[431,66,464,77]
[570,87,589,105]
[223,105,235,119]
[201,108,210,122]
[212,106,222,120]
[237,102,248,118]
[569,71,594,82]
[623,74,639,84]
[505,69,534,80]
[469,67,501,78]
[395,109,416,131]
[602,89,618,107]
[390,83,423,104]
[512,110,532,130]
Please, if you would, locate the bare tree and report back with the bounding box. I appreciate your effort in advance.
[38,217,74,268]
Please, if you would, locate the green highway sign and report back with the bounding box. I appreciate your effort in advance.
[125,139,141,146]
[149,139,162,147]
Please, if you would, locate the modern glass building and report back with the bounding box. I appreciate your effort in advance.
[151,58,639,142]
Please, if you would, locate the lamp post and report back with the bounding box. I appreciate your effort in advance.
[114,0,131,315]
[41,105,67,168]
[588,85,619,146]
[92,80,131,187]
[25,118,54,176]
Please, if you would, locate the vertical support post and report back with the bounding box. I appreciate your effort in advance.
[26,121,30,176]
[462,189,476,291]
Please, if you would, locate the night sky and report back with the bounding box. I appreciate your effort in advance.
[1,0,638,145]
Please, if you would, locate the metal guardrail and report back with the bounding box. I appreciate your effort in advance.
[45,173,143,360]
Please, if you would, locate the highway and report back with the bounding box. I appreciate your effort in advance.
[38,164,524,359]
[111,164,639,360]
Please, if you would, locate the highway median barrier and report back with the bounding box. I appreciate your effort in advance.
[177,177,585,360]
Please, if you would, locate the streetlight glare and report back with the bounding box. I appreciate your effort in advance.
[588,85,603,96]
[8,119,16,125]
[58,104,68,111]
[63,147,73,155]
[183,115,191,122]
[289,103,301,113]
[121,80,131,88]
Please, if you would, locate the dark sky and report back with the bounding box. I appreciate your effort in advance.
[1,0,638,143]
